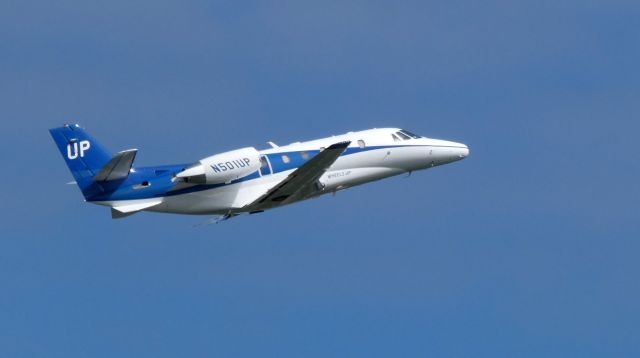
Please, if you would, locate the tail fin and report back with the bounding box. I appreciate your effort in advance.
[49,124,113,199]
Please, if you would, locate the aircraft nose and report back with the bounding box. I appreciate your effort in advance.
[425,139,469,166]
[442,140,469,160]
[457,143,470,159]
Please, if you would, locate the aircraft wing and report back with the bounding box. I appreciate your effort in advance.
[243,141,350,212]
[93,149,137,182]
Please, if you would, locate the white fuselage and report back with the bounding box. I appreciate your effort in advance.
[98,128,469,215]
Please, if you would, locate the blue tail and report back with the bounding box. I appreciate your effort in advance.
[49,124,113,199]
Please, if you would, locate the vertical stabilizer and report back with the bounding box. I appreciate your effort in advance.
[49,124,112,199]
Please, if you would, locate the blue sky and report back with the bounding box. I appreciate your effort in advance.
[1,0,639,356]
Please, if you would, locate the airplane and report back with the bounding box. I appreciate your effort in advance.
[49,124,469,221]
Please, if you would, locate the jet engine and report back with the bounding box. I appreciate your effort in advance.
[176,147,261,184]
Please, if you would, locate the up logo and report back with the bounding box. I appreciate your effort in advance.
[67,140,91,160]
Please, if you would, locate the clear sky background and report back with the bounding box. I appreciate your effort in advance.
[1,1,638,356]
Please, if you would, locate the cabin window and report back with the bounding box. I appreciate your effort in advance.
[357,139,366,148]
[282,154,290,164]
[301,151,310,160]
[396,131,411,140]
[391,134,401,142]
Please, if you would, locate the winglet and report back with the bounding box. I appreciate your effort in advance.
[325,141,351,150]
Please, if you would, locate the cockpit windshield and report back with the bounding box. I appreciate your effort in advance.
[396,131,411,140]
[391,129,422,141]
[399,129,421,139]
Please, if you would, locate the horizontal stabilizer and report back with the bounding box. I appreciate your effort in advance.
[111,199,162,219]
[94,149,137,182]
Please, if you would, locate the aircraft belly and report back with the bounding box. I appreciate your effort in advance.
[161,174,288,214]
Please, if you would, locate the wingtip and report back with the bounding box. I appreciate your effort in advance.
[327,141,351,150]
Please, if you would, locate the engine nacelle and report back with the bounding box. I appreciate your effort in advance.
[176,147,261,184]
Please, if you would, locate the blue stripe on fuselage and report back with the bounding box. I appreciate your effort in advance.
[150,144,420,198]
[88,144,434,201]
